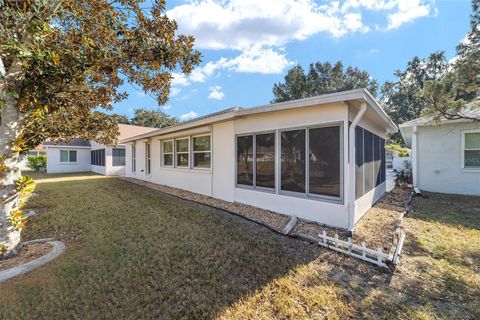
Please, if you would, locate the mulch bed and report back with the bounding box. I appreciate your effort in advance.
[120,177,408,251]
[0,242,52,271]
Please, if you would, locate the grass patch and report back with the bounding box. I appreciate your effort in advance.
[0,173,479,319]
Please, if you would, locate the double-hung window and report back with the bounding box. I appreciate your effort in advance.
[162,140,173,166]
[60,150,77,163]
[132,145,136,172]
[463,130,480,168]
[112,148,125,166]
[176,138,189,167]
[236,132,275,189]
[145,143,151,174]
[192,135,211,168]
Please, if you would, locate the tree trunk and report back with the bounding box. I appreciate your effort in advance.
[0,88,24,256]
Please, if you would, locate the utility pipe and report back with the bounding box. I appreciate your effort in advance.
[347,102,367,233]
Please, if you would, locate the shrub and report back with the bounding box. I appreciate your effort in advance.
[27,155,47,171]
[398,160,413,185]
[386,144,410,157]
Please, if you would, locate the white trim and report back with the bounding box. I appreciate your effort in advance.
[461,129,480,170]
[161,139,174,167]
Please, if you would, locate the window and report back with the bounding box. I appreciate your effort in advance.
[112,148,125,167]
[363,130,374,192]
[146,143,151,174]
[355,126,364,199]
[91,149,105,166]
[60,150,77,163]
[132,145,136,172]
[162,140,173,166]
[193,135,211,168]
[281,129,306,193]
[309,126,341,198]
[175,138,189,167]
[256,133,275,188]
[464,131,480,168]
[237,135,254,186]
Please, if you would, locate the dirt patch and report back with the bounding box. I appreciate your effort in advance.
[0,242,52,271]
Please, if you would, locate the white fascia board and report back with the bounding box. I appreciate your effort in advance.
[44,145,91,149]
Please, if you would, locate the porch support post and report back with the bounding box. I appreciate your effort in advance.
[347,102,367,232]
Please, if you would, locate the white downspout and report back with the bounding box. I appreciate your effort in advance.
[411,126,418,187]
[347,102,367,233]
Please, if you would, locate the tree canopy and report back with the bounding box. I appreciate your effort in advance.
[272,61,378,103]
[120,108,178,128]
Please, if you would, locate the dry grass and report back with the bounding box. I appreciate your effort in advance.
[0,172,478,319]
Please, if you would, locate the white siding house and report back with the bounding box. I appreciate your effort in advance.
[400,112,480,196]
[44,124,156,175]
[122,89,397,231]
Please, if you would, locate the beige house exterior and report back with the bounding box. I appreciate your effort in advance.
[122,89,397,231]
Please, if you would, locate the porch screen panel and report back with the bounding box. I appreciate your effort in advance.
[255,133,275,189]
[355,126,364,199]
[281,129,306,193]
[309,126,341,198]
[380,138,386,183]
[364,130,374,192]
[112,148,126,166]
[374,135,381,187]
[237,135,254,186]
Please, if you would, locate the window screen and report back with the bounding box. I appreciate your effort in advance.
[374,135,381,187]
[309,126,341,198]
[112,148,125,166]
[355,126,364,199]
[281,129,306,193]
[364,130,374,192]
[237,135,253,186]
[255,133,275,188]
[91,149,105,166]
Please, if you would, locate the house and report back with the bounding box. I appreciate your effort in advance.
[400,110,480,196]
[121,89,397,231]
[43,124,157,175]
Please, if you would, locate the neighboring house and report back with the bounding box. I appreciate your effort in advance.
[19,145,47,171]
[400,111,480,195]
[121,89,397,231]
[43,124,157,175]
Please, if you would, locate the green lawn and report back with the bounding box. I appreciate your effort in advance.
[0,173,478,319]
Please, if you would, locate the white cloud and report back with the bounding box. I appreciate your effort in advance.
[163,105,172,111]
[171,72,190,86]
[170,87,181,97]
[369,48,379,54]
[386,0,434,30]
[180,111,198,121]
[208,86,225,100]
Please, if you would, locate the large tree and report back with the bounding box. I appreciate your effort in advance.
[129,108,178,128]
[380,52,449,143]
[0,0,200,254]
[272,61,378,103]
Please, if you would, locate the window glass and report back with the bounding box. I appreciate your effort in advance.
[309,126,340,197]
[176,138,189,153]
[465,150,480,167]
[60,150,69,162]
[465,132,480,149]
[69,150,77,163]
[355,126,364,199]
[176,153,189,167]
[255,133,275,188]
[364,130,374,192]
[374,135,381,187]
[193,153,211,168]
[164,154,173,166]
[146,143,151,174]
[132,145,136,172]
[193,136,211,151]
[281,130,306,193]
[237,135,253,186]
[163,141,173,153]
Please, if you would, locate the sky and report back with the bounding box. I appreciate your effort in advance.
[113,0,473,121]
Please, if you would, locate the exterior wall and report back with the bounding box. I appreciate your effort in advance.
[46,147,91,173]
[212,121,235,202]
[90,143,126,176]
[90,141,107,175]
[354,182,386,223]
[416,123,480,195]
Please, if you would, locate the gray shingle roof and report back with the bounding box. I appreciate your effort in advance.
[43,138,91,147]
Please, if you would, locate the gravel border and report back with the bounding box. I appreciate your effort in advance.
[0,238,65,284]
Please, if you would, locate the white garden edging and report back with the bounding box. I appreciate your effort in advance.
[0,238,65,283]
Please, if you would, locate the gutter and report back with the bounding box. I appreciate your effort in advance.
[347,102,367,232]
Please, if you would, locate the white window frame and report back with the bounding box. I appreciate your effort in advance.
[145,143,151,175]
[461,129,480,170]
[162,139,174,167]
[192,134,211,169]
[132,145,136,173]
[60,149,77,163]
[175,137,190,168]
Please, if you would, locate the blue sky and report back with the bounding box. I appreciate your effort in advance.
[113,0,472,121]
